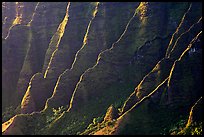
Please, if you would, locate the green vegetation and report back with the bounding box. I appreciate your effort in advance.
[167,118,187,134]
[181,122,202,135]
[2,106,15,123]
[83,115,104,134]
[46,106,67,125]
[169,121,202,135]
[2,2,202,135]
[80,114,117,135]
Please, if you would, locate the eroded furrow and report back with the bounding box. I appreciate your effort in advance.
[21,72,41,111]
[120,58,165,113]
[121,30,202,115]
[70,2,99,70]
[165,3,192,58]
[15,2,71,107]
[42,69,69,111]
[167,31,202,87]
[5,2,24,39]
[118,77,169,120]
[42,2,99,111]
[43,2,70,78]
[168,17,202,57]
[67,3,141,112]
[2,2,202,135]
[119,33,171,113]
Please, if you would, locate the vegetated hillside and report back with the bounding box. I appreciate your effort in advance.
[2,2,202,135]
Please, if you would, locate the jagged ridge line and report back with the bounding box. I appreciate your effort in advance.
[168,17,202,58]
[129,29,201,105]
[120,92,135,114]
[120,34,171,113]
[4,2,24,40]
[186,96,202,127]
[66,3,141,112]
[43,2,71,78]
[134,34,172,95]
[2,115,16,133]
[121,59,166,113]
[2,110,43,133]
[120,58,163,113]
[56,2,198,127]
[87,3,169,81]
[165,3,192,58]
[13,7,39,80]
[3,2,38,39]
[43,2,70,78]
[66,71,84,112]
[4,3,39,75]
[2,3,200,134]
[120,57,166,113]
[70,2,100,70]
[118,77,169,120]
[94,2,140,62]
[42,2,100,112]
[67,2,163,113]
[121,30,202,113]
[4,24,15,40]
[44,49,58,78]
[120,59,164,113]
[136,62,162,93]
[2,1,127,133]
[18,12,47,76]
[42,69,69,112]
[27,2,40,27]
[126,30,202,109]
[125,31,202,114]
[45,2,139,115]
[21,72,41,107]
[167,31,202,87]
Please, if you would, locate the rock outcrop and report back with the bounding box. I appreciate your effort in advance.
[2,2,202,135]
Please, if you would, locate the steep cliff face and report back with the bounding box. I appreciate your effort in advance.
[20,2,100,114]
[2,2,37,39]
[2,2,68,112]
[2,2,202,135]
[17,2,68,104]
[45,2,139,111]
[2,25,31,111]
[2,2,38,111]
